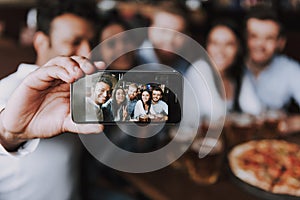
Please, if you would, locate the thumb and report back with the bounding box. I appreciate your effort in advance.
[64,117,104,134]
[94,61,106,70]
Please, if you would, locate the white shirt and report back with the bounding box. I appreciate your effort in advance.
[150,100,168,115]
[133,100,148,119]
[0,64,82,200]
[0,64,40,156]
[183,59,226,126]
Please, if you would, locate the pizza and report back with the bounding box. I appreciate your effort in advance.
[228,139,300,197]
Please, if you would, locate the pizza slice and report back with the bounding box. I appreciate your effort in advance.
[272,169,300,196]
[271,147,300,196]
[229,141,275,191]
[229,139,300,196]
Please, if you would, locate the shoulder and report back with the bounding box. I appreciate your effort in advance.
[188,59,211,71]
[159,100,168,106]
[102,99,112,108]
[86,97,95,106]
[274,54,299,64]
[266,55,300,79]
[136,100,143,105]
[0,64,38,106]
[272,55,300,70]
[128,96,137,103]
[1,63,37,83]
[186,59,214,79]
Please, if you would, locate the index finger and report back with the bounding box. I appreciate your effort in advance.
[71,56,105,75]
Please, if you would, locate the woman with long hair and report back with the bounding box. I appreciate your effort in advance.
[109,87,128,121]
[134,89,152,119]
[206,18,245,112]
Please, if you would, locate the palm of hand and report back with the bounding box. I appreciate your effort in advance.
[3,80,71,139]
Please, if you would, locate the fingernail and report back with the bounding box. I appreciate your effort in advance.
[94,61,106,69]
[73,66,80,73]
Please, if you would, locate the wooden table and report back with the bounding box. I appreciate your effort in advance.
[117,134,300,200]
[119,165,260,200]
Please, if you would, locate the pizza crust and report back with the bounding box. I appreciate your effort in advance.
[228,141,272,191]
[272,184,300,196]
[228,139,300,197]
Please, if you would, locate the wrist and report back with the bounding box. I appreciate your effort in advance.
[0,108,27,151]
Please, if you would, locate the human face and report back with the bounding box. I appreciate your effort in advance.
[207,26,239,73]
[93,82,111,105]
[127,86,138,100]
[247,18,281,66]
[152,90,162,103]
[100,24,135,70]
[149,12,186,58]
[47,13,95,60]
[115,88,126,104]
[142,91,150,103]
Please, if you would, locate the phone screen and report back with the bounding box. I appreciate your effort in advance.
[71,70,183,124]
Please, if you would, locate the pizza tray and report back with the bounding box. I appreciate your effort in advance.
[228,169,300,200]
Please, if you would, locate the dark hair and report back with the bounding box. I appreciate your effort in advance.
[36,0,99,35]
[97,9,134,45]
[152,86,163,95]
[97,73,113,89]
[245,5,285,37]
[140,89,152,112]
[111,87,128,118]
[206,18,245,81]
[99,9,131,36]
[206,18,245,112]
[92,9,139,65]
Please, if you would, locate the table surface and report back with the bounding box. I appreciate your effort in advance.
[120,158,259,200]
[118,134,300,200]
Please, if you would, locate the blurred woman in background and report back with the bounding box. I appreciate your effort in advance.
[206,19,245,112]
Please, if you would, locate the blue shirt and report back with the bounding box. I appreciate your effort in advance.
[127,98,137,118]
[241,55,300,112]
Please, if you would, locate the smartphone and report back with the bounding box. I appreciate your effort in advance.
[71,70,183,124]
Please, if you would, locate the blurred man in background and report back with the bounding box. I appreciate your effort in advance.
[137,1,192,74]
[239,5,300,133]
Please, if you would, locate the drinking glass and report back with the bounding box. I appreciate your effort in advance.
[185,136,225,185]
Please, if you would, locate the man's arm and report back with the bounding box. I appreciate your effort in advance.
[162,101,168,115]
[0,56,105,151]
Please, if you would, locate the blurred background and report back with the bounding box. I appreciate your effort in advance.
[0,0,299,79]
